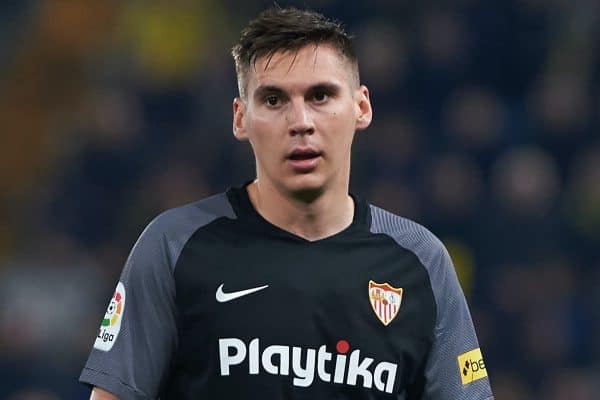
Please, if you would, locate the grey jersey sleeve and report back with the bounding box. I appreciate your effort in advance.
[79,194,235,400]
[370,206,494,400]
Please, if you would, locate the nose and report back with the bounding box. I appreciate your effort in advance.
[287,99,314,136]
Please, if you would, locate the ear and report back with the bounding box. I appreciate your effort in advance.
[232,97,248,141]
[355,85,373,131]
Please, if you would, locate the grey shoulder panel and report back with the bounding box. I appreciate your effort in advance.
[123,191,237,275]
[80,192,236,400]
[369,205,494,400]
[369,205,446,273]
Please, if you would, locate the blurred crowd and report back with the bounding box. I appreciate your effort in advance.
[1,0,599,399]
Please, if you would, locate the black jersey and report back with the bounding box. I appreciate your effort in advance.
[80,185,493,399]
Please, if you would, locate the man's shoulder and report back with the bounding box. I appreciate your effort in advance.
[143,191,237,241]
[368,204,441,244]
[119,192,237,276]
[368,204,446,265]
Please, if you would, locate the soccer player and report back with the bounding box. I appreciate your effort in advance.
[81,7,494,400]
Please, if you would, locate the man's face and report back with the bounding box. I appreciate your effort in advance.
[233,44,372,198]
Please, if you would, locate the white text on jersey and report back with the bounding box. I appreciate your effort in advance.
[218,338,397,394]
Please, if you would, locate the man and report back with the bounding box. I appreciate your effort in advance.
[81,7,494,400]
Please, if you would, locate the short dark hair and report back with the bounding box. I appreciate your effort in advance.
[232,7,358,99]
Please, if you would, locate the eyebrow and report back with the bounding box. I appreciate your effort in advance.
[253,82,342,101]
[307,82,341,95]
[253,85,285,101]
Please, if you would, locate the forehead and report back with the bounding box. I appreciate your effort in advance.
[248,44,352,92]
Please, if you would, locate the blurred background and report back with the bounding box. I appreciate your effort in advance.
[1,0,599,399]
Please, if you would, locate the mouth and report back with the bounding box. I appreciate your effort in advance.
[288,148,322,160]
[286,148,322,172]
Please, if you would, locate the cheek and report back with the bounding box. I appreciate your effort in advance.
[244,113,285,159]
[322,110,356,146]
[246,110,285,136]
[327,100,357,127]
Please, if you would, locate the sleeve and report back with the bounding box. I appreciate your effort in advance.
[422,243,494,400]
[79,215,179,400]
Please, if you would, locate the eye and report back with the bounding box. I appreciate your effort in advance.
[313,90,328,103]
[265,95,279,107]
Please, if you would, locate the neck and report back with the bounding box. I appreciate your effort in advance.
[246,180,355,241]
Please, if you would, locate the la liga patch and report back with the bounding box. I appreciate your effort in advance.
[94,282,126,351]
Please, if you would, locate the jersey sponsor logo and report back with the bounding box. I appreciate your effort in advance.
[368,280,403,326]
[457,348,488,385]
[215,283,269,303]
[219,338,397,394]
[94,282,125,351]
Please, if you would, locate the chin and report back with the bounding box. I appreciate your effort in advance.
[283,175,327,201]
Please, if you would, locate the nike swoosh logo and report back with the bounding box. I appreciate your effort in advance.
[215,284,269,303]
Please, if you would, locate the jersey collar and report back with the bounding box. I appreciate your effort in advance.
[226,182,369,243]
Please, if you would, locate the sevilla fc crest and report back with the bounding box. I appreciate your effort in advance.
[369,280,403,326]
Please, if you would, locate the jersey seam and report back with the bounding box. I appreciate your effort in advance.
[167,204,238,392]
[369,229,440,328]
[368,206,443,364]
[368,205,443,330]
